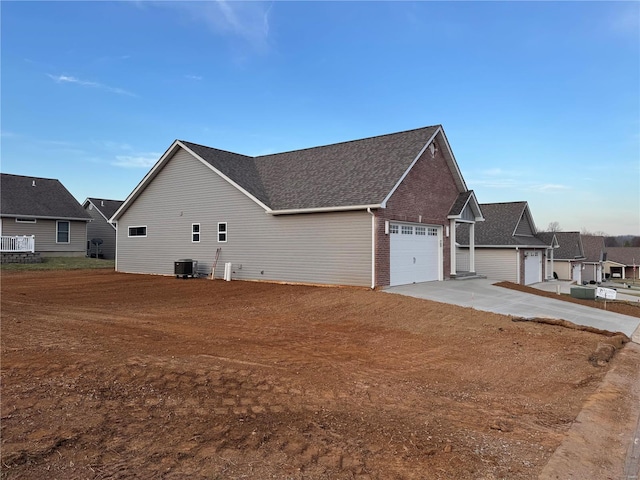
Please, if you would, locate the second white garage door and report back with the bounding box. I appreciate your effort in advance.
[390,223,441,286]
[524,250,542,285]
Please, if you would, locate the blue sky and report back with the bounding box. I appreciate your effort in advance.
[2,1,639,235]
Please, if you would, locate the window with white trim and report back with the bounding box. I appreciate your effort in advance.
[427,227,438,236]
[218,222,227,243]
[415,226,426,236]
[401,225,413,235]
[16,218,36,223]
[390,224,399,234]
[128,226,147,237]
[192,223,200,243]
[56,221,70,243]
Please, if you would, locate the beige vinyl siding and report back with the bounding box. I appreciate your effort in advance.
[548,259,572,280]
[474,249,518,282]
[116,148,372,286]
[455,248,470,271]
[85,205,117,259]
[1,217,87,256]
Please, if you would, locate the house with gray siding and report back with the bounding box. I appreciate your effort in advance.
[1,173,91,258]
[456,202,553,285]
[83,198,123,260]
[111,125,484,288]
[538,231,584,282]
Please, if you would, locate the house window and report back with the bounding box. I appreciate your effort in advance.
[218,222,227,243]
[128,226,147,237]
[192,223,200,243]
[415,226,426,236]
[401,225,413,235]
[56,221,70,243]
[390,224,399,234]
[16,218,36,223]
[427,227,438,236]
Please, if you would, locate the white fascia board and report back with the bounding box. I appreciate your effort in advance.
[438,128,468,192]
[110,141,181,222]
[84,199,113,226]
[179,142,272,212]
[110,140,273,223]
[2,214,90,222]
[380,128,439,208]
[269,204,380,216]
[447,191,485,222]
[381,127,469,208]
[459,244,549,249]
[512,203,536,237]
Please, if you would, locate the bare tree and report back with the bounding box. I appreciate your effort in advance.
[546,221,562,232]
[581,228,609,237]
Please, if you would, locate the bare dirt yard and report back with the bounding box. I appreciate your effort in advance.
[1,270,637,479]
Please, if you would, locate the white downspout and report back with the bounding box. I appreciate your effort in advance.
[367,208,375,289]
[516,247,520,284]
[469,222,475,274]
[450,219,457,277]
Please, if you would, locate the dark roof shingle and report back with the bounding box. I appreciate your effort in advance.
[457,202,548,247]
[605,247,640,266]
[182,125,441,210]
[1,174,90,220]
[86,198,124,220]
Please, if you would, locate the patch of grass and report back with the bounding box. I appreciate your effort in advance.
[1,257,115,271]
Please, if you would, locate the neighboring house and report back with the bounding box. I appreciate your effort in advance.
[0,173,91,257]
[455,202,553,285]
[580,235,606,284]
[604,247,640,280]
[83,198,123,260]
[538,231,585,282]
[111,125,484,287]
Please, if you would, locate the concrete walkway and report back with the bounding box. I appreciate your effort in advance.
[385,279,640,343]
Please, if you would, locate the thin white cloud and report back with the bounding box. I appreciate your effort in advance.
[529,183,571,192]
[47,74,136,97]
[185,74,203,81]
[608,4,639,36]
[112,153,160,168]
[158,1,273,51]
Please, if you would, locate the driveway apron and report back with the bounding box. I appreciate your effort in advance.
[385,279,640,342]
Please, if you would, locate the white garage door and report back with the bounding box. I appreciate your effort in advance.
[524,250,542,285]
[390,223,440,286]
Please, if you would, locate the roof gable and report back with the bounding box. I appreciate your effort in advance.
[539,231,584,260]
[448,190,484,222]
[1,173,91,221]
[113,125,471,220]
[84,198,124,222]
[581,235,606,263]
[456,201,547,247]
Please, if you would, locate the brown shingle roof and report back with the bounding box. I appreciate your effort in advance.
[605,247,640,266]
[581,235,606,263]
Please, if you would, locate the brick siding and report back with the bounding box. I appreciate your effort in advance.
[374,140,460,286]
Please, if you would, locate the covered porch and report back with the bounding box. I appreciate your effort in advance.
[447,191,484,278]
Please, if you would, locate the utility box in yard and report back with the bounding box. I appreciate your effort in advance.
[570,286,596,300]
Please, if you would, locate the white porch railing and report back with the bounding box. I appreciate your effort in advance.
[1,235,35,253]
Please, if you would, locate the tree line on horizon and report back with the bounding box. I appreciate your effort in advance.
[543,222,640,247]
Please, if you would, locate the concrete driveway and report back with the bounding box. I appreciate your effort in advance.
[385,279,640,343]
